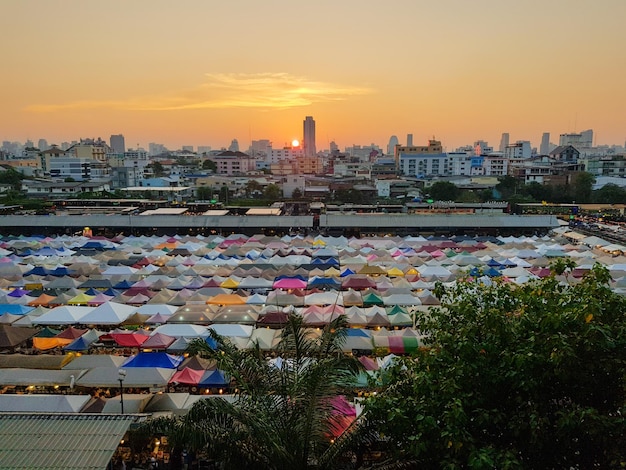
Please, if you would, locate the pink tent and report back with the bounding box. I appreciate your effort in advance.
[273,278,308,289]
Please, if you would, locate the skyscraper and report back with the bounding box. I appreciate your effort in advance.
[110,134,126,154]
[407,134,414,147]
[540,132,550,155]
[303,116,316,156]
[499,133,510,152]
[387,135,399,155]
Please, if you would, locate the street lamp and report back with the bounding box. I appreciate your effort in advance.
[118,369,127,414]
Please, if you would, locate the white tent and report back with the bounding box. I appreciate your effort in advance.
[33,306,94,325]
[0,394,91,413]
[76,367,175,388]
[80,302,138,325]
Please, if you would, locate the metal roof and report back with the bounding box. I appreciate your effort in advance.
[0,413,140,469]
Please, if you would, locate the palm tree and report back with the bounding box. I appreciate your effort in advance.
[146,314,366,469]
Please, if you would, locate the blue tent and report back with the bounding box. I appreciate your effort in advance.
[114,280,135,290]
[49,267,74,277]
[25,267,49,276]
[340,268,355,277]
[199,369,229,387]
[64,334,97,351]
[121,352,183,369]
[0,304,34,315]
[486,258,503,268]
[308,277,341,288]
[80,241,111,250]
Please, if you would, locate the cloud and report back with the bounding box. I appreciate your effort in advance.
[25,73,373,113]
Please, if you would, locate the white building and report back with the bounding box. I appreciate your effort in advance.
[504,141,532,159]
[267,147,304,164]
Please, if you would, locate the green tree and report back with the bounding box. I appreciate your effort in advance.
[428,181,459,201]
[495,176,520,200]
[571,171,596,203]
[523,181,553,202]
[145,315,364,470]
[219,185,230,204]
[291,187,303,199]
[196,185,213,200]
[0,168,25,190]
[245,180,263,197]
[202,159,217,172]
[149,161,166,177]
[263,183,282,202]
[364,264,626,469]
[593,183,626,204]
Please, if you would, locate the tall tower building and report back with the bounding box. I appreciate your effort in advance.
[228,139,240,152]
[407,134,414,147]
[387,135,399,155]
[303,116,316,156]
[540,132,550,155]
[499,133,510,152]
[110,134,126,154]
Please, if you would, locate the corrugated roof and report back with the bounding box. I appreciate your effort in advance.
[0,413,139,469]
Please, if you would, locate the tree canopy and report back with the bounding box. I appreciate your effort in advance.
[428,181,460,202]
[144,315,365,470]
[364,262,626,468]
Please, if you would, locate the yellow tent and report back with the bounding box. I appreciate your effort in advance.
[67,293,95,305]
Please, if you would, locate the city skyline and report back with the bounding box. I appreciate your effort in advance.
[2,1,625,151]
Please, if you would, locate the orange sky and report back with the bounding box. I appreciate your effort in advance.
[2,0,625,152]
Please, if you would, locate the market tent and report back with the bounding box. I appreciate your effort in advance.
[151,324,209,338]
[101,393,153,414]
[80,302,137,325]
[33,306,94,325]
[0,368,82,386]
[209,324,254,338]
[0,394,91,413]
[69,355,127,373]
[199,369,229,387]
[141,332,176,350]
[0,325,38,350]
[170,367,204,385]
[206,293,247,305]
[0,304,34,315]
[63,329,102,351]
[0,354,71,370]
[110,331,150,348]
[144,392,190,416]
[76,367,175,388]
[122,352,183,369]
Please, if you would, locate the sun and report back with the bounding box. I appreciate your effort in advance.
[292,139,300,147]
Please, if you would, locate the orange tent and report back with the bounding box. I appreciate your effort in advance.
[206,293,247,305]
[27,294,57,307]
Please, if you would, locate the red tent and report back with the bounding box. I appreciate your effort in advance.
[170,367,205,385]
[110,332,150,347]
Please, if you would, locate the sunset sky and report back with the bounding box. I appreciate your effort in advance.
[2,0,625,152]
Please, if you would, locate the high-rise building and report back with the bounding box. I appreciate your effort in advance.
[407,134,414,147]
[499,133,510,152]
[387,135,399,155]
[303,116,316,156]
[38,139,48,151]
[559,129,593,149]
[228,139,240,152]
[110,134,126,154]
[540,132,550,155]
